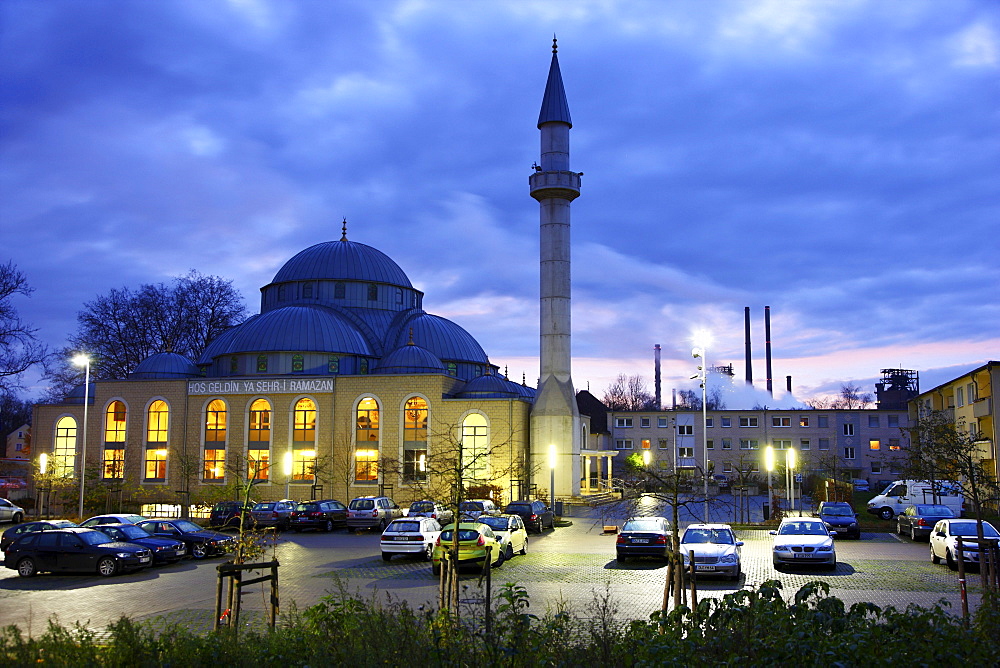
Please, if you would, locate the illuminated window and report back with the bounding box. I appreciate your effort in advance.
[799,416,810,427]
[889,438,901,451]
[293,448,316,481]
[103,449,124,479]
[869,440,881,450]
[293,397,317,481]
[204,399,227,480]
[462,413,489,481]
[53,416,77,478]
[103,401,126,479]
[248,398,271,480]
[144,449,167,481]
[144,400,169,482]
[355,449,379,481]
[641,439,651,449]
[105,401,126,443]
[356,397,379,443]
[403,397,428,482]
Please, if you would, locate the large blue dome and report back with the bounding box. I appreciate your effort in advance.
[272,239,412,287]
[374,343,445,375]
[391,313,489,364]
[201,305,373,357]
[130,352,200,380]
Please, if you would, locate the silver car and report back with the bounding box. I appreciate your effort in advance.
[770,518,836,570]
[0,498,25,525]
[347,496,402,531]
[680,523,743,581]
[250,500,296,529]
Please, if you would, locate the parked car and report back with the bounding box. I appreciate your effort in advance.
[91,523,186,564]
[136,519,235,559]
[1,519,78,552]
[457,499,499,521]
[290,499,348,532]
[79,513,146,527]
[712,475,731,490]
[867,479,963,520]
[896,504,956,542]
[209,501,255,529]
[851,479,870,492]
[431,521,504,575]
[347,496,403,531]
[3,527,152,577]
[679,523,743,581]
[816,501,861,539]
[380,517,442,561]
[477,514,528,560]
[770,518,836,570]
[407,500,454,526]
[929,518,1000,570]
[0,498,25,524]
[616,517,671,563]
[503,500,555,533]
[250,500,296,530]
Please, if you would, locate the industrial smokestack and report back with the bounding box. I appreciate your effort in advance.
[786,375,792,394]
[765,305,773,396]
[654,344,661,410]
[744,306,753,386]
[672,388,677,409]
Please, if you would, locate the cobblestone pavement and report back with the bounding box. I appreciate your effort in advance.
[0,511,986,637]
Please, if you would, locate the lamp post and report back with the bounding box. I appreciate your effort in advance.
[764,445,775,521]
[38,453,49,519]
[549,444,556,512]
[72,353,90,520]
[692,336,710,523]
[786,448,797,516]
[283,450,293,499]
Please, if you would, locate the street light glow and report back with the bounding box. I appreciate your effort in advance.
[549,444,556,469]
[786,448,796,469]
[39,453,48,475]
[764,445,775,472]
[72,353,91,520]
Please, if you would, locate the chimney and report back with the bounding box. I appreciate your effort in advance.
[786,375,792,394]
[654,344,661,410]
[744,306,753,386]
[765,305,773,396]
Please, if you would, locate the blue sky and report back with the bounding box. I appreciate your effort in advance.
[2,0,998,405]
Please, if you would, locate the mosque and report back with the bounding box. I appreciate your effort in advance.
[31,42,608,511]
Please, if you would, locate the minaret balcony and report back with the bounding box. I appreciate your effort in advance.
[530,171,582,201]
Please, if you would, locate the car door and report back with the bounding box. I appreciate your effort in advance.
[0,499,12,522]
[929,521,945,558]
[57,532,95,572]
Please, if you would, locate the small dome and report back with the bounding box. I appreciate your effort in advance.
[455,374,525,399]
[392,313,489,364]
[374,343,445,375]
[130,352,200,380]
[64,382,95,404]
[272,239,412,287]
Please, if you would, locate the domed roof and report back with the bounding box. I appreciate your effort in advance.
[130,352,200,380]
[272,238,412,287]
[455,374,526,399]
[199,305,373,359]
[374,343,445,375]
[64,382,95,404]
[392,313,489,364]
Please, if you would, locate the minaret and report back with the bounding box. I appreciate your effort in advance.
[530,38,582,499]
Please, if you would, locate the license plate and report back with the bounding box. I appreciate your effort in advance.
[393,536,409,541]
[696,565,716,571]
[633,538,649,544]
[794,553,814,558]
[139,556,150,563]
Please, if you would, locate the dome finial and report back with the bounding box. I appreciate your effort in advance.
[407,327,415,345]
[341,217,348,241]
[552,34,557,54]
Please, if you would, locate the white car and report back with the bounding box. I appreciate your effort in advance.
[380,517,441,561]
[0,498,25,524]
[770,518,836,570]
[929,518,1000,570]
[680,523,743,581]
[477,514,529,560]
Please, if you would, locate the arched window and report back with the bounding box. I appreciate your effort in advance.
[204,399,227,480]
[403,397,428,483]
[103,401,126,479]
[355,397,379,482]
[144,400,168,482]
[462,413,489,483]
[292,397,317,481]
[248,398,271,480]
[53,416,77,478]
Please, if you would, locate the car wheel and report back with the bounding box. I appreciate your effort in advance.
[773,560,782,571]
[946,550,957,571]
[424,544,434,561]
[191,543,208,559]
[16,557,37,577]
[97,557,118,577]
[520,539,528,556]
[879,507,894,521]
[379,519,389,531]
[324,520,334,532]
[616,553,625,563]
[910,527,918,542]
[12,512,23,524]
[896,521,904,535]
[506,545,514,561]
[382,552,392,562]
[930,545,941,564]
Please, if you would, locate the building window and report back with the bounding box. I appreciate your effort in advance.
[800,439,810,451]
[889,438,901,451]
[775,439,792,450]
[204,399,227,480]
[292,354,304,372]
[705,417,714,428]
[639,417,650,428]
[967,382,976,402]
[739,417,758,428]
[868,415,879,428]
[257,354,268,373]
[707,439,714,450]
[819,438,830,451]
[888,415,899,428]
[144,449,167,481]
[354,449,379,482]
[739,439,758,450]
[447,362,457,376]
[53,416,77,477]
[230,356,238,374]
[871,463,882,474]
[844,447,855,460]
[144,400,169,482]
[843,424,854,436]
[869,440,880,450]
[248,398,271,480]
[721,417,732,428]
[772,416,790,427]
[722,438,732,450]
[615,439,633,450]
[677,425,693,436]
[103,401,126,479]
[302,282,313,299]
[462,413,489,482]
[817,416,828,428]
[799,416,810,427]
[723,462,732,473]
[367,283,378,301]
[335,282,345,299]
[356,397,379,444]
[615,417,633,428]
[658,417,669,428]
[359,358,369,374]
[956,387,964,407]
[641,439,651,449]
[678,447,694,458]
[328,356,340,374]
[657,439,668,450]
[403,397,428,483]
[277,285,286,301]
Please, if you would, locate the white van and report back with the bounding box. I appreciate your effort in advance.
[866,480,963,520]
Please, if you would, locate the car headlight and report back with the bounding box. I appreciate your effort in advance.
[850,522,858,527]
[774,545,791,552]
[115,552,131,558]
[720,554,738,563]
[817,545,833,552]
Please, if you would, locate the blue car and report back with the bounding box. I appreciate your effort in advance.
[816,501,861,539]
[92,523,187,564]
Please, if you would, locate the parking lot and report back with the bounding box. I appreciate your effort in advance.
[0,511,985,637]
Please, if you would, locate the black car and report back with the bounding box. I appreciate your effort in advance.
[1,519,78,552]
[290,499,348,532]
[136,519,235,559]
[896,504,955,541]
[816,501,861,539]
[209,501,255,529]
[4,527,152,577]
[503,500,555,533]
[91,523,187,564]
[616,517,671,563]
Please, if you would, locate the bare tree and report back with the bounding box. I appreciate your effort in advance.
[0,261,47,393]
[831,383,874,409]
[602,374,656,411]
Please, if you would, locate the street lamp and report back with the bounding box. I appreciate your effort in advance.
[764,445,775,521]
[786,448,797,516]
[692,334,711,523]
[283,450,293,499]
[39,453,48,519]
[72,353,90,520]
[549,444,556,513]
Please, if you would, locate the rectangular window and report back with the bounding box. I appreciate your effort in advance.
[800,439,810,451]
[204,449,225,480]
[678,447,694,458]
[367,283,378,301]
[889,438,901,451]
[615,417,633,428]
[657,417,669,428]
[403,449,428,482]
[707,439,714,450]
[292,448,316,481]
[705,417,714,428]
[843,423,854,436]
[799,416,810,427]
[774,439,792,450]
[54,420,77,478]
[956,387,964,407]
[723,462,732,473]
[887,415,899,428]
[844,447,855,460]
[721,417,732,428]
[248,447,270,480]
[641,439,651,449]
[657,439,668,450]
[739,416,759,427]
[819,438,830,451]
[615,439,633,450]
[739,439,759,450]
[871,463,882,474]
[354,449,379,481]
[144,449,167,481]
[334,282,345,299]
[869,440,881,450]
[328,356,340,374]
[640,417,650,428]
[677,425,693,436]
[102,448,124,479]
[722,438,732,450]
[868,415,879,428]
[749,463,760,472]
[772,416,791,427]
[968,382,976,402]
[657,460,670,470]
[818,416,828,428]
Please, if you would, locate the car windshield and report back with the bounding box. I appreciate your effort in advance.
[779,522,827,535]
[623,519,664,532]
[255,503,274,511]
[115,525,151,539]
[460,502,484,511]
[296,504,318,512]
[80,531,113,546]
[386,521,421,533]
[916,505,952,516]
[350,499,375,510]
[410,502,434,512]
[506,504,531,512]
[478,517,509,531]
[822,506,854,517]
[174,520,203,532]
[440,529,482,542]
[950,523,1000,538]
[682,529,734,544]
